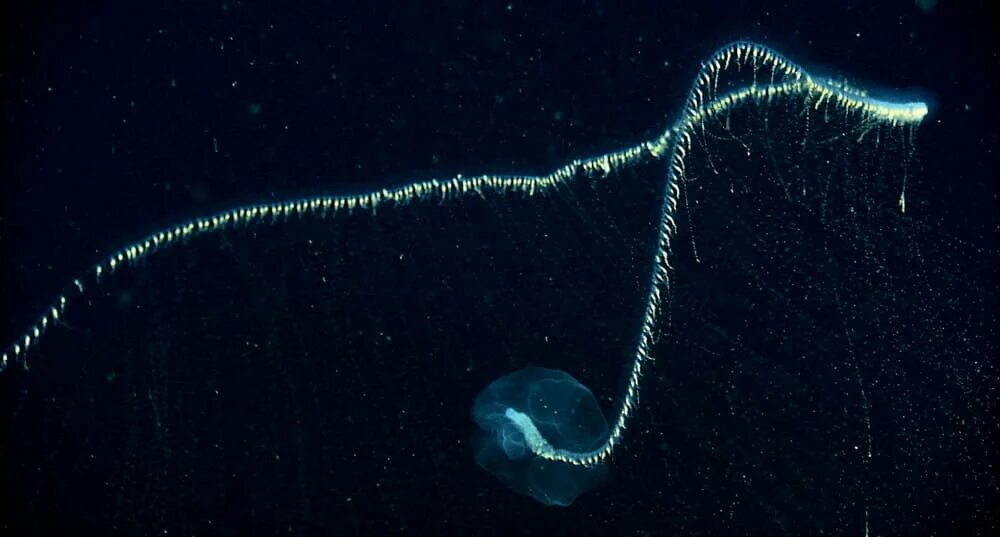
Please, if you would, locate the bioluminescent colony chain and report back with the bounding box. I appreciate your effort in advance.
[0,42,927,473]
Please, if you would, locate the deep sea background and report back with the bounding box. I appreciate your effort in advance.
[1,1,996,535]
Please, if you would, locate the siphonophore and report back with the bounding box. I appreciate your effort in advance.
[472,367,608,506]
[1,42,928,509]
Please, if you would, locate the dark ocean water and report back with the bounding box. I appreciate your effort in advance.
[1,1,996,535]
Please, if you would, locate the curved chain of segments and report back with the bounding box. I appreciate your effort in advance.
[525,41,927,466]
[0,144,651,371]
[1,43,929,467]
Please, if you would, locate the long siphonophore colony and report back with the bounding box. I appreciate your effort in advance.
[0,42,928,499]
